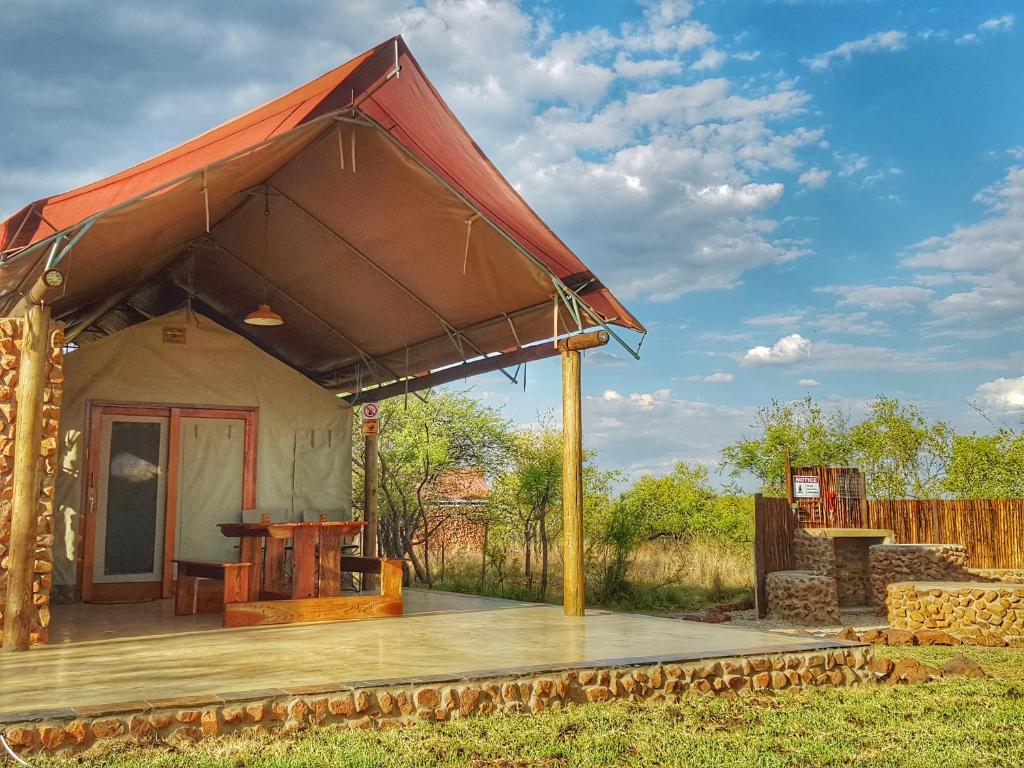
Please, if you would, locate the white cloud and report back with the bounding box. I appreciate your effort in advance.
[733,50,761,62]
[802,30,907,71]
[979,15,1015,33]
[905,165,1024,331]
[820,284,934,311]
[972,376,1024,415]
[692,47,727,71]
[862,166,902,186]
[740,333,811,366]
[957,14,1014,44]
[613,53,683,79]
[798,167,831,189]
[835,152,870,177]
[585,387,753,480]
[811,311,888,336]
[687,372,734,383]
[744,311,806,327]
[798,378,821,387]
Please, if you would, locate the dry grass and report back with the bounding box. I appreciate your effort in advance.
[627,538,753,595]
[432,537,754,612]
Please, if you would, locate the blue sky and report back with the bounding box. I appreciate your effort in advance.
[2,1,1022,485]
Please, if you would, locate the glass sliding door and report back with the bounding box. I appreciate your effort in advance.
[92,415,169,584]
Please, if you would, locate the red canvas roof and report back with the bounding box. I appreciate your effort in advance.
[0,37,642,393]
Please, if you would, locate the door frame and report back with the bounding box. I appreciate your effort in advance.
[80,402,258,602]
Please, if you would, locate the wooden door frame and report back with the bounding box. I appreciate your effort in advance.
[80,401,258,602]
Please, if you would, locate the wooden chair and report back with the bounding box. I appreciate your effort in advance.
[174,560,251,615]
[301,509,362,590]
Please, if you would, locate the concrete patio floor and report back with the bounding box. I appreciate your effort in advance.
[2,590,849,716]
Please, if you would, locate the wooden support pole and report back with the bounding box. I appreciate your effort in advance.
[561,346,584,616]
[362,431,379,591]
[3,302,50,652]
[558,331,606,617]
[784,451,794,506]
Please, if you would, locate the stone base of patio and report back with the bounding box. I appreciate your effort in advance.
[3,645,873,757]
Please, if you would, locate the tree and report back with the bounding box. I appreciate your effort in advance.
[485,415,620,600]
[486,417,562,598]
[848,396,952,499]
[943,430,1024,499]
[720,397,851,494]
[356,388,511,585]
[594,462,752,601]
[720,395,962,500]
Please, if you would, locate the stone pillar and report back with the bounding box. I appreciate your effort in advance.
[0,317,64,649]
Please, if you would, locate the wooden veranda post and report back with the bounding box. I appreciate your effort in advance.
[363,430,379,591]
[3,301,51,652]
[559,329,608,617]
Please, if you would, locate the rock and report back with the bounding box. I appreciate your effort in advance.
[884,628,917,646]
[859,629,887,644]
[37,725,65,751]
[890,657,942,684]
[63,720,89,745]
[91,719,125,739]
[328,697,354,717]
[128,715,154,740]
[942,653,987,679]
[868,656,894,677]
[415,687,440,710]
[915,629,960,646]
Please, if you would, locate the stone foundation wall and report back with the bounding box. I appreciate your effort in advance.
[2,646,872,757]
[766,570,841,625]
[868,544,969,609]
[0,318,64,647]
[887,582,1024,644]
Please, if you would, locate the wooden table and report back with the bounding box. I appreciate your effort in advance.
[218,521,366,600]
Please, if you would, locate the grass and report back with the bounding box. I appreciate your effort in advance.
[37,648,1024,768]
[432,538,755,614]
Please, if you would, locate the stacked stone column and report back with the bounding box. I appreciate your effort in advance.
[0,318,64,647]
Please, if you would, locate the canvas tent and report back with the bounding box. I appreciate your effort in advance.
[0,36,642,647]
[54,308,352,599]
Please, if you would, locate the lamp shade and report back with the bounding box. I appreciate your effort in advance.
[244,303,284,326]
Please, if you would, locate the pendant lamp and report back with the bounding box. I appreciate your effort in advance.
[244,192,284,327]
[244,303,284,326]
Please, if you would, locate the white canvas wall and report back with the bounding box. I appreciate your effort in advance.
[54,308,353,587]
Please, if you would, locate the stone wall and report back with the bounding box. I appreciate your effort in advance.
[0,318,64,648]
[969,568,1024,583]
[766,570,841,625]
[792,529,834,576]
[1,646,872,757]
[868,544,969,609]
[834,538,874,607]
[887,581,1024,645]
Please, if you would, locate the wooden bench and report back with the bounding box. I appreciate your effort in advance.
[174,560,251,615]
[223,557,404,627]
